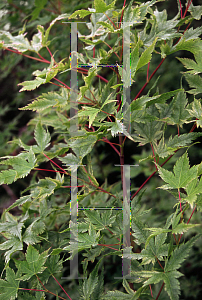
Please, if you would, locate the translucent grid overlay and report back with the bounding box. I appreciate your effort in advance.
[62,22,138,280]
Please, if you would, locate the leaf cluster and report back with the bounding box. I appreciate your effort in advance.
[0,0,202,299]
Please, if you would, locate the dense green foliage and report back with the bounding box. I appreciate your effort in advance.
[0,0,202,299]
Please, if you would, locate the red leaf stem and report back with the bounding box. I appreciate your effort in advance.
[151,143,158,171]
[77,67,108,83]
[37,52,51,63]
[147,61,150,82]
[34,168,66,174]
[4,47,50,63]
[98,244,119,250]
[178,205,196,243]
[52,275,72,300]
[131,147,178,200]
[173,233,177,244]
[49,81,65,88]
[101,137,120,155]
[19,288,45,292]
[42,153,68,175]
[178,188,182,212]
[36,276,69,300]
[187,205,196,225]
[102,41,121,60]
[178,0,183,19]
[82,165,93,184]
[131,170,156,200]
[53,77,71,90]
[133,58,166,101]
[183,0,193,18]
[156,282,165,300]
[106,227,121,241]
[149,284,153,298]
[104,13,117,29]
[46,46,55,63]
[119,0,127,27]
[61,185,84,188]
[43,153,116,198]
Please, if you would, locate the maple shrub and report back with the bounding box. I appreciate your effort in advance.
[1,0,202,299]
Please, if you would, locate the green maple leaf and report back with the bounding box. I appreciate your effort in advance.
[102,290,136,299]
[36,14,69,46]
[18,77,46,92]
[17,292,36,300]
[145,271,182,300]
[0,212,24,240]
[63,223,99,253]
[81,260,101,299]
[22,219,46,245]
[69,10,92,19]
[0,31,31,52]
[108,119,135,142]
[140,7,180,46]
[78,106,100,128]
[97,21,115,33]
[123,1,141,24]
[84,210,116,230]
[77,227,99,249]
[66,133,97,161]
[136,37,158,72]
[15,245,49,281]
[37,254,63,283]
[0,267,19,300]
[0,236,23,264]
[0,148,36,185]
[44,254,63,275]
[169,91,190,127]
[155,133,202,158]
[133,120,163,146]
[94,0,116,13]
[18,58,66,92]
[177,51,202,74]
[188,3,202,20]
[184,177,202,206]
[163,271,182,300]
[165,235,201,273]
[188,98,202,127]
[157,152,198,189]
[184,73,202,95]
[5,195,31,213]
[0,212,29,262]
[20,90,69,112]
[34,121,51,152]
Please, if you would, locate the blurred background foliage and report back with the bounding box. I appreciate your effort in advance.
[0,0,202,299]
